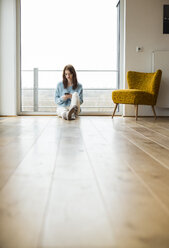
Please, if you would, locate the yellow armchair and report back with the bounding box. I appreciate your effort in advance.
[112,70,162,120]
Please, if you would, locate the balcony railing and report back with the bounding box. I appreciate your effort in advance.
[21,69,118,114]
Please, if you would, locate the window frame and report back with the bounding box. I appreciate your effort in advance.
[17,0,121,116]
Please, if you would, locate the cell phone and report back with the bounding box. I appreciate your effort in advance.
[65,93,69,95]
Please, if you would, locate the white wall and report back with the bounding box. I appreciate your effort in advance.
[0,0,17,116]
[123,0,169,116]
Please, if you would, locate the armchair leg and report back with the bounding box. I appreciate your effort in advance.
[135,105,138,120]
[112,104,118,118]
[152,105,157,119]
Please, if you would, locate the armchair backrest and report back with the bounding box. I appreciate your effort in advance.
[127,70,162,102]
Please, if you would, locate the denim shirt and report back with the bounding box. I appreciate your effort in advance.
[55,82,83,107]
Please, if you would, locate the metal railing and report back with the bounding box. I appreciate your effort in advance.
[21,68,118,113]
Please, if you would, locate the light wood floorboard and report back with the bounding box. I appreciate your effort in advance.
[0,117,169,248]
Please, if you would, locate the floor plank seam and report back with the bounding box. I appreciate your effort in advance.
[92,117,165,152]
[124,123,169,150]
[125,118,169,140]
[0,117,52,192]
[112,126,169,214]
[79,120,115,231]
[37,128,62,248]
[110,122,169,171]
[91,118,169,217]
[125,119,169,139]
[39,246,116,248]
[125,160,169,217]
[140,119,169,131]
[118,130,169,171]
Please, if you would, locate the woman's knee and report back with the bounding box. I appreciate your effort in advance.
[72,92,78,97]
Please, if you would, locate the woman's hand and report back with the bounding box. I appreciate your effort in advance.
[62,94,72,100]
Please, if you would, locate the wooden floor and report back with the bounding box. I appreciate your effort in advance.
[1,116,169,248]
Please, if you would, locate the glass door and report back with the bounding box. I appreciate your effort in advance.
[20,0,119,115]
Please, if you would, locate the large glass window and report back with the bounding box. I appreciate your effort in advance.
[21,0,118,114]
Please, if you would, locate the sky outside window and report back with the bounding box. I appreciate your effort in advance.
[21,0,118,71]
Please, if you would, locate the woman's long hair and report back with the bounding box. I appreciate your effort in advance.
[62,64,78,90]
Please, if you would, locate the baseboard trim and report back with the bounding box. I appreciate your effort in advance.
[0,115,18,117]
[123,115,169,118]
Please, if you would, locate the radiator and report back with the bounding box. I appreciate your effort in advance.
[152,50,169,108]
